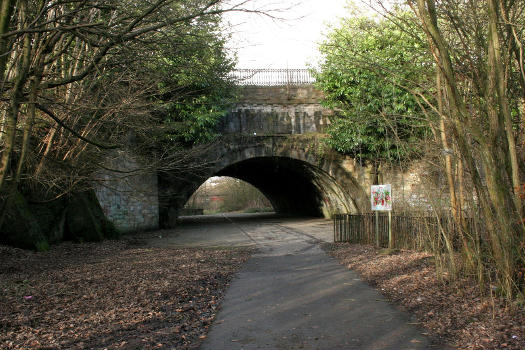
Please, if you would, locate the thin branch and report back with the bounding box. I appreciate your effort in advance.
[36,103,118,149]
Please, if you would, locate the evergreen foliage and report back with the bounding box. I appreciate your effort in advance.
[314,12,432,164]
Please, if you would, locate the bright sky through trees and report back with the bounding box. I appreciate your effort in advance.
[224,0,350,68]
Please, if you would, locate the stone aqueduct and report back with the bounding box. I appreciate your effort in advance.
[95,76,422,233]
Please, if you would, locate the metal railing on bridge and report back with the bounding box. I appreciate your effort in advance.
[230,69,316,86]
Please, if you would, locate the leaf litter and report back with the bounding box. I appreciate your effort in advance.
[0,237,252,350]
[326,243,525,350]
[3,235,523,350]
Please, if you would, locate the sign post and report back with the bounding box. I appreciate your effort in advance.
[388,210,392,248]
[375,211,379,247]
[371,184,393,248]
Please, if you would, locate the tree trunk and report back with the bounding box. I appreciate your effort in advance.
[0,1,32,230]
[0,0,15,82]
[0,22,31,191]
[416,0,524,298]
[487,0,523,220]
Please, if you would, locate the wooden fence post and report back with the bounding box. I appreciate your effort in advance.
[333,215,336,242]
[375,211,379,247]
[388,211,392,248]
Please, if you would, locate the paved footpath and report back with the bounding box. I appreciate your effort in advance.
[154,214,450,350]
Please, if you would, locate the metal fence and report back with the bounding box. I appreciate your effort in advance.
[333,213,477,251]
[230,69,316,86]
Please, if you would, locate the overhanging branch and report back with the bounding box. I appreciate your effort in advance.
[36,103,118,150]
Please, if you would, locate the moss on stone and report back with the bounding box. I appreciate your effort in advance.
[30,198,67,243]
[0,191,49,250]
[1,187,119,249]
[102,219,121,240]
[34,240,50,252]
[64,190,120,242]
[65,191,104,242]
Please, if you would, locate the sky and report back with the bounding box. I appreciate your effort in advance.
[223,0,352,69]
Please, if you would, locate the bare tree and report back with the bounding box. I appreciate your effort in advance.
[0,0,262,230]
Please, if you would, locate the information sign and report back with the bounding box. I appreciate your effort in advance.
[371,184,392,211]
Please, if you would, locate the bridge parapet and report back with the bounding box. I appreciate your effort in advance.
[237,85,324,104]
[220,84,332,135]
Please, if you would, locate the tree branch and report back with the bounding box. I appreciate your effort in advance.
[36,103,118,149]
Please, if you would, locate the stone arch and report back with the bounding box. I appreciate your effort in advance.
[159,135,369,227]
[216,156,351,217]
[95,84,417,233]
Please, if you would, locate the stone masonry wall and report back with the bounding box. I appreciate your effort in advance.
[237,85,325,104]
[340,159,446,212]
[223,105,331,135]
[220,85,332,135]
[94,150,159,233]
[380,162,449,211]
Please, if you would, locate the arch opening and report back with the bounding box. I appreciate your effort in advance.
[215,156,351,217]
[159,153,362,228]
[183,176,273,215]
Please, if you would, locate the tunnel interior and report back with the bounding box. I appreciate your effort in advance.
[213,156,348,217]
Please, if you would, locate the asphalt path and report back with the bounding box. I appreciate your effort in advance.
[150,213,449,350]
